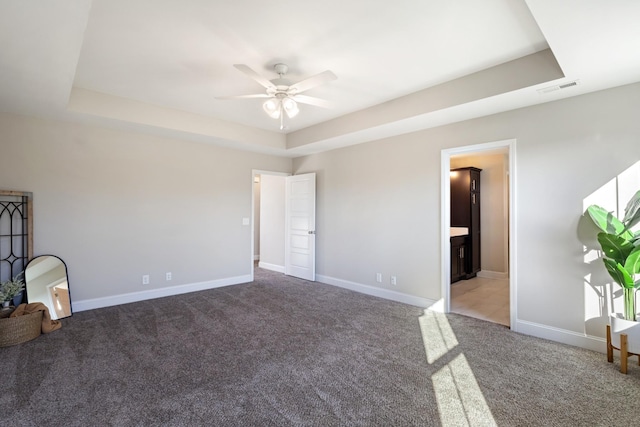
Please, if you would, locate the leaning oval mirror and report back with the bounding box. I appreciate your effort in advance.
[25,255,72,320]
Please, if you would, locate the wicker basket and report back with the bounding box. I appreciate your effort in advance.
[0,308,43,347]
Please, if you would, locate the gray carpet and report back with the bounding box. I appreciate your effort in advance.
[1,267,638,426]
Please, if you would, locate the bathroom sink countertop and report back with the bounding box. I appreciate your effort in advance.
[450,227,469,237]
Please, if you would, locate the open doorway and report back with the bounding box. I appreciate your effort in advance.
[251,171,289,281]
[251,170,317,282]
[441,139,517,330]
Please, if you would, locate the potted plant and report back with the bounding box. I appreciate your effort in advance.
[587,190,640,373]
[0,274,25,308]
[586,190,640,321]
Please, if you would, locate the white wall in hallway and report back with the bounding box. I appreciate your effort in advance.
[259,174,286,271]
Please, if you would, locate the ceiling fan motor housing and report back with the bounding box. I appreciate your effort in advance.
[273,63,289,76]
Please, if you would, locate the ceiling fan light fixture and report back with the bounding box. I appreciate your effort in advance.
[221,63,337,127]
[282,97,299,118]
[263,98,281,119]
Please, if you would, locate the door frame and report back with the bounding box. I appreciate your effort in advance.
[250,169,290,282]
[440,139,518,331]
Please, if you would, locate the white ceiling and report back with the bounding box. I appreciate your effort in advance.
[1,0,639,157]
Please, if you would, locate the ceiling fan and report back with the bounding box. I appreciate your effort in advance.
[216,63,337,129]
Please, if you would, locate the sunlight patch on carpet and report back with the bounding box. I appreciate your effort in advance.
[419,309,458,364]
[432,354,497,427]
[420,309,497,426]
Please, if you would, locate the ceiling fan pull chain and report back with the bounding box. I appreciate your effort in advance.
[280,109,284,130]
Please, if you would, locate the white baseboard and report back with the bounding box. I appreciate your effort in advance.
[258,262,285,273]
[318,275,608,354]
[72,274,252,313]
[515,319,606,354]
[477,270,509,280]
[71,271,608,356]
[317,274,436,308]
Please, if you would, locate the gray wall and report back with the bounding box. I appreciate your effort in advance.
[0,114,291,305]
[293,82,640,348]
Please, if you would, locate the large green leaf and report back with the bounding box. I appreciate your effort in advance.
[624,246,640,275]
[597,232,633,264]
[587,205,633,239]
[603,258,635,288]
[622,190,640,231]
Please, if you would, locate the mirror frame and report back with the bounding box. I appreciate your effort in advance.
[25,255,72,320]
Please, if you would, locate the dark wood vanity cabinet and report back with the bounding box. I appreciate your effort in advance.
[450,167,481,280]
[450,235,467,283]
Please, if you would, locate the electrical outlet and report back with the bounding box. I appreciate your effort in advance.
[166,272,172,281]
[376,273,382,283]
[391,276,397,285]
[142,275,150,285]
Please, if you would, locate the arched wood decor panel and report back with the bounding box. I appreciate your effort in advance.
[0,190,33,283]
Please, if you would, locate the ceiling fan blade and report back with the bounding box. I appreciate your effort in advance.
[216,94,271,100]
[293,94,332,109]
[289,70,337,93]
[233,64,275,89]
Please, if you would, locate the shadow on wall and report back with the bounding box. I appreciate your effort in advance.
[579,161,639,337]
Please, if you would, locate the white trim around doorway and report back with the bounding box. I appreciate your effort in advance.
[440,139,517,331]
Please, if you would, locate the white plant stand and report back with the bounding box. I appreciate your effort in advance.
[607,314,640,374]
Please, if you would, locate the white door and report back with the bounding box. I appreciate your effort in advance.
[285,173,316,281]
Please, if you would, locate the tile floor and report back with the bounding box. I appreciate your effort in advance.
[450,276,510,327]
